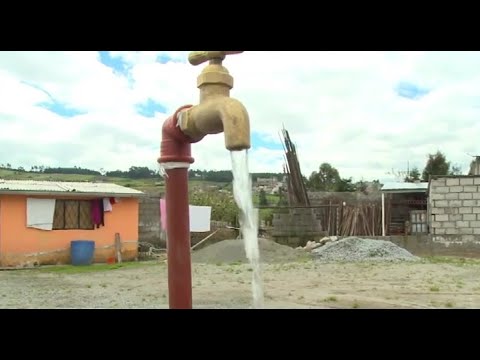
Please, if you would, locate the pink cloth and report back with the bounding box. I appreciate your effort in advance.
[91,199,103,227]
[160,198,167,231]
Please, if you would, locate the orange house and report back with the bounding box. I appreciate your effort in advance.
[0,179,144,267]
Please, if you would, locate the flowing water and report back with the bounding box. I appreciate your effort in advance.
[231,150,264,309]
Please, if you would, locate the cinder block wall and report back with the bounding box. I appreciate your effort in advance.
[138,195,162,246]
[429,176,480,242]
[272,208,326,247]
[272,208,323,236]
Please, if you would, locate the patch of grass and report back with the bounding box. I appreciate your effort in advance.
[215,262,224,266]
[86,284,92,289]
[37,261,157,274]
[283,263,299,271]
[324,296,337,302]
[298,295,304,300]
[429,286,440,292]
[445,301,454,308]
[424,256,480,266]
[100,283,107,288]
[352,300,359,309]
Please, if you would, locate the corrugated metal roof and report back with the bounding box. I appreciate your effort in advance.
[381,181,429,192]
[0,179,144,197]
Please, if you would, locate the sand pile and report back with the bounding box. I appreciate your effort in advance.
[191,238,310,264]
[311,236,419,263]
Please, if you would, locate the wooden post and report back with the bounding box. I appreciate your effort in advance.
[191,229,220,251]
[115,233,122,263]
[381,192,386,236]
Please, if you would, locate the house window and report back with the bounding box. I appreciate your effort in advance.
[52,200,94,230]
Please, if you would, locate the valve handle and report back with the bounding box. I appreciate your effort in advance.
[188,51,243,66]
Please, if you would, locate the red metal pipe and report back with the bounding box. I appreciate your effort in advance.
[158,105,198,309]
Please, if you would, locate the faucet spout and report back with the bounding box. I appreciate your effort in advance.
[178,97,250,151]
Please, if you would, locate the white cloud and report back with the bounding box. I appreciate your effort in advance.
[1,51,480,182]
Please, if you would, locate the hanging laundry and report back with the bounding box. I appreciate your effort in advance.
[159,199,211,232]
[26,198,56,231]
[91,199,105,228]
[103,198,112,212]
[99,198,105,226]
[189,205,212,232]
[160,198,167,231]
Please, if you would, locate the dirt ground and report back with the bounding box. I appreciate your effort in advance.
[1,256,480,309]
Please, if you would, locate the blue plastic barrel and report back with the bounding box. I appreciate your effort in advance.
[70,240,95,266]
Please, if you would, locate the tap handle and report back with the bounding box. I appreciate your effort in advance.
[188,51,244,66]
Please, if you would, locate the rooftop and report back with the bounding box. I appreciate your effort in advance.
[0,179,144,197]
[381,181,429,193]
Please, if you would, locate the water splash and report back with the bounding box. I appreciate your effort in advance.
[230,150,264,309]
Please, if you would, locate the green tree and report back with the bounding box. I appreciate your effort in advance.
[258,189,268,206]
[422,151,450,181]
[276,187,289,206]
[355,180,368,194]
[308,163,355,192]
[308,163,340,191]
[450,165,462,175]
[189,190,238,225]
[405,167,421,182]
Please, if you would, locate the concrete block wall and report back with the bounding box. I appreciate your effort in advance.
[429,176,480,242]
[272,208,323,237]
[138,195,162,246]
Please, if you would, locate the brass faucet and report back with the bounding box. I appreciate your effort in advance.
[177,51,251,151]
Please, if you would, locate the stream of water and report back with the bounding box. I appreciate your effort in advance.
[230,150,264,309]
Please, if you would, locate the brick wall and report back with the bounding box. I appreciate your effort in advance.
[429,176,480,242]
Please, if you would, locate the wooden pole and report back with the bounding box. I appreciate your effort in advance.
[114,232,122,263]
[382,192,386,236]
[191,229,220,251]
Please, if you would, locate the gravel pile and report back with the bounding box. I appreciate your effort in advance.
[192,238,310,264]
[311,236,419,263]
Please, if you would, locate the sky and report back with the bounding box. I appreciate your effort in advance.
[1,51,480,183]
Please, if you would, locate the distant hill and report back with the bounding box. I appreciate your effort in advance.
[0,166,283,194]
